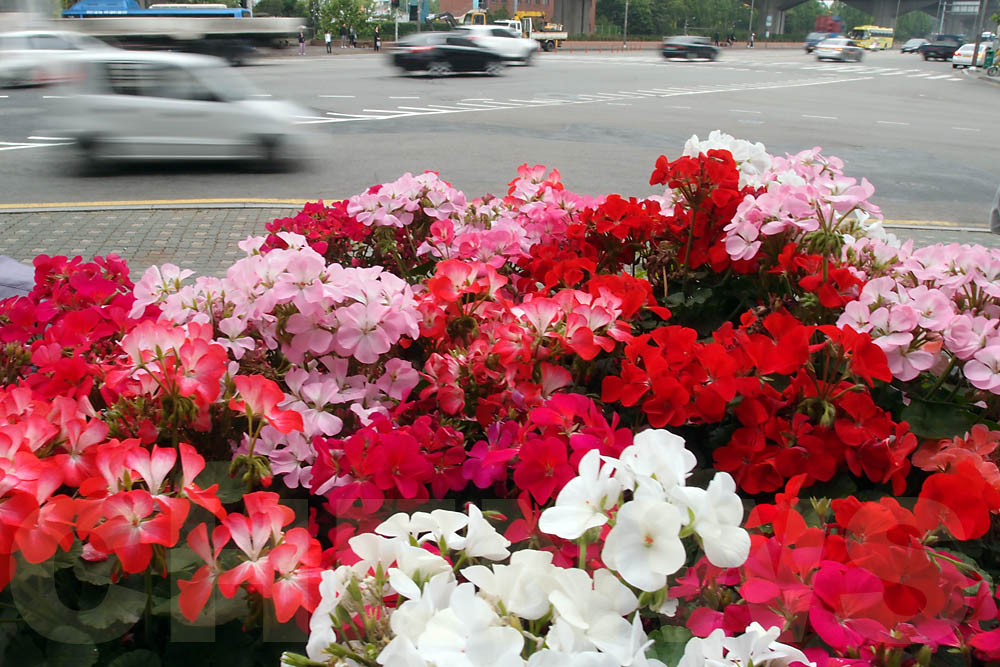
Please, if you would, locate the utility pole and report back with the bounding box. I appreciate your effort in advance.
[623,0,628,47]
[971,0,990,67]
[938,0,946,33]
[747,0,754,43]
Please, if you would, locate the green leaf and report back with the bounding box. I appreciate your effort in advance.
[196,459,245,504]
[77,586,146,630]
[646,625,692,667]
[107,649,162,667]
[900,397,978,440]
[47,637,99,667]
[72,556,115,586]
[4,634,46,666]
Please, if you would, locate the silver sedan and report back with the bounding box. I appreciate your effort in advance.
[814,38,865,62]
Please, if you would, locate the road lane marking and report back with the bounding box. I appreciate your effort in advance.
[666,105,691,109]
[460,98,493,101]
[952,127,981,131]
[389,96,419,99]
[325,112,390,118]
[607,102,632,106]
[295,77,875,126]
[928,74,953,79]
[0,198,311,210]
[802,114,837,119]
[876,120,909,125]
[732,109,762,114]
[28,136,73,141]
[319,94,356,98]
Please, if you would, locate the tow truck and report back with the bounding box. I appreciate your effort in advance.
[492,12,566,52]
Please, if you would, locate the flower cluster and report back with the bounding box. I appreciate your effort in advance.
[289,431,794,667]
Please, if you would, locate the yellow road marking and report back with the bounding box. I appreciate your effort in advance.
[0,198,313,209]
[881,219,959,227]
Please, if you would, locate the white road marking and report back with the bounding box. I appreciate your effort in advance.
[952,126,981,131]
[293,76,878,126]
[876,120,909,125]
[607,102,631,106]
[389,96,419,99]
[460,98,494,101]
[802,114,837,119]
[738,119,764,124]
[28,135,73,141]
[732,109,762,114]
[928,74,953,79]
[325,111,391,118]
[319,94,357,98]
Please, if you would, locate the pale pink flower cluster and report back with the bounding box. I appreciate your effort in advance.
[130,233,421,488]
[289,431,761,667]
[838,243,1000,392]
[346,171,467,229]
[718,145,885,263]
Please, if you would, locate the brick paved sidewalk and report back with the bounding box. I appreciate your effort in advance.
[1,205,999,284]
[0,206,299,279]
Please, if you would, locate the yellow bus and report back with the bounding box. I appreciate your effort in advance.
[848,25,894,50]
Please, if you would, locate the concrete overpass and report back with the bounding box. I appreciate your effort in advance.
[753,0,999,38]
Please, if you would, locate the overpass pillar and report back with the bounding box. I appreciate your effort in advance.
[871,0,897,27]
[755,0,782,37]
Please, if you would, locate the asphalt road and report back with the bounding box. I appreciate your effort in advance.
[1,46,997,227]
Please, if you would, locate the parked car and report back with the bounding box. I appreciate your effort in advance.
[50,51,311,169]
[661,36,719,61]
[952,42,989,68]
[452,24,538,63]
[900,38,928,53]
[0,29,115,88]
[390,32,505,76]
[804,31,839,53]
[920,38,962,61]
[814,37,865,62]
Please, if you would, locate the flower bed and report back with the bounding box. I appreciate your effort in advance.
[2,132,1000,666]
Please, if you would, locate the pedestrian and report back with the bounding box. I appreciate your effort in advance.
[373,25,380,52]
[749,32,755,48]
[728,32,735,47]
[349,25,357,48]
[298,29,306,55]
[340,23,347,48]
[324,29,332,53]
[712,31,719,46]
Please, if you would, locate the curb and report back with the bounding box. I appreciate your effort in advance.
[0,201,311,214]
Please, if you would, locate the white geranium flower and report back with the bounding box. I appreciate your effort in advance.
[416,582,517,666]
[588,613,668,667]
[306,565,361,661]
[462,549,556,620]
[387,545,453,599]
[671,472,751,568]
[389,571,457,643]
[723,622,815,667]
[463,504,510,560]
[682,130,771,188]
[613,429,696,496]
[549,567,638,632]
[348,533,403,572]
[676,629,727,667]
[539,449,621,540]
[408,509,469,550]
[527,649,619,666]
[601,498,685,592]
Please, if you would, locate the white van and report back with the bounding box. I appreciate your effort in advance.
[52,50,312,168]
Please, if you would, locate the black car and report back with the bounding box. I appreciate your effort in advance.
[900,38,928,53]
[804,31,839,53]
[661,36,719,61]
[390,32,504,76]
